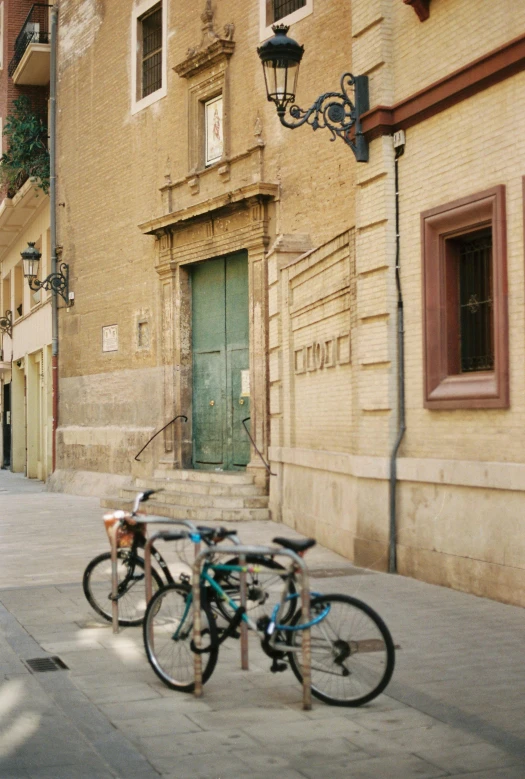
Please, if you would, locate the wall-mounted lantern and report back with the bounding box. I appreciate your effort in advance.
[257,24,369,162]
[21,242,73,306]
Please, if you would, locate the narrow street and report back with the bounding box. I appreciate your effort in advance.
[0,470,524,778]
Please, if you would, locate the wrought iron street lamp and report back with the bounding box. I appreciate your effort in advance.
[21,242,72,306]
[257,24,369,162]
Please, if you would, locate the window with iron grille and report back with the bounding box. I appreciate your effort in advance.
[457,230,494,373]
[272,0,306,23]
[262,0,312,35]
[422,186,508,409]
[141,4,162,98]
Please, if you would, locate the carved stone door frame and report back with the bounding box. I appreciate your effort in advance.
[145,187,276,486]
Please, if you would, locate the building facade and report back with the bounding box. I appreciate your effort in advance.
[0,1,53,480]
[52,0,525,607]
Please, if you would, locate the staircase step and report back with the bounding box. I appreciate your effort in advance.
[120,486,268,510]
[153,468,255,485]
[133,476,266,497]
[100,497,270,522]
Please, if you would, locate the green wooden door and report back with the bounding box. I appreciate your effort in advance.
[192,252,250,470]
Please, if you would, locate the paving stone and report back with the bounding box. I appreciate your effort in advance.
[299,753,447,779]
[414,740,523,774]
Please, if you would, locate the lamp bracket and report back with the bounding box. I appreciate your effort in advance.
[278,72,369,162]
[0,310,12,337]
[28,263,71,305]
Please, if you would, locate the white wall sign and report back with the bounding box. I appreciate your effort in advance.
[241,369,250,397]
[102,325,118,352]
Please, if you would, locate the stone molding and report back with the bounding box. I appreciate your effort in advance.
[362,31,525,139]
[269,446,525,492]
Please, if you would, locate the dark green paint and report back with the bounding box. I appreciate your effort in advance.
[191,252,250,470]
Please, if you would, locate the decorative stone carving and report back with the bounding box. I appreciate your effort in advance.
[175,0,235,79]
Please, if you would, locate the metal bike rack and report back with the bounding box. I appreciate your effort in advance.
[192,545,312,710]
[141,521,250,669]
[108,516,200,634]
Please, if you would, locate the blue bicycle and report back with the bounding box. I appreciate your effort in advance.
[142,529,395,706]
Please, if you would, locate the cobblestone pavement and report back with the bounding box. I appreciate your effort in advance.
[0,469,524,778]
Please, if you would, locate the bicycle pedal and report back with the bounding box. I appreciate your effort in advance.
[270,659,288,674]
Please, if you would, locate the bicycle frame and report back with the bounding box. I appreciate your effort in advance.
[191,544,313,709]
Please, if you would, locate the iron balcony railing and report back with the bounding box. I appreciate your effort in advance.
[8,4,52,79]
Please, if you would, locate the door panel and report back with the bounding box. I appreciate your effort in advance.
[192,252,249,470]
[193,351,223,464]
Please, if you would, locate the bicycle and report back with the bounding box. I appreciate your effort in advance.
[82,490,294,627]
[142,529,395,707]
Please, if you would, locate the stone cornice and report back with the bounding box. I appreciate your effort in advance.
[174,39,235,79]
[362,30,525,140]
[139,182,279,236]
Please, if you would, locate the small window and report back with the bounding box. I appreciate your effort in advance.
[271,0,306,23]
[141,4,162,98]
[131,0,167,115]
[260,0,312,41]
[422,186,508,409]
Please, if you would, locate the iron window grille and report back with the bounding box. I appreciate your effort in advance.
[8,4,51,78]
[272,0,307,23]
[457,230,494,373]
[141,4,162,98]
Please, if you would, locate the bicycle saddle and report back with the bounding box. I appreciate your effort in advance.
[272,537,316,554]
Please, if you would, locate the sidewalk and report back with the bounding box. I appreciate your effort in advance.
[0,469,524,778]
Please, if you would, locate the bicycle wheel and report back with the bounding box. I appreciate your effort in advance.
[287,594,395,706]
[82,551,163,627]
[143,583,219,692]
[212,555,297,625]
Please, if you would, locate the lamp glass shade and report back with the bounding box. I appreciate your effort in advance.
[21,242,41,279]
[262,58,300,112]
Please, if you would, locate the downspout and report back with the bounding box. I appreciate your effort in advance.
[50,6,58,471]
[388,143,405,574]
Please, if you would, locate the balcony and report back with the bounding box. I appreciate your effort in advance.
[8,4,52,86]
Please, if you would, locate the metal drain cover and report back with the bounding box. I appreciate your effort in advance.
[24,656,69,673]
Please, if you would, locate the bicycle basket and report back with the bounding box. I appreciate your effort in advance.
[103,513,146,549]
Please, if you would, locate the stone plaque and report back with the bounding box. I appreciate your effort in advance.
[102,325,118,352]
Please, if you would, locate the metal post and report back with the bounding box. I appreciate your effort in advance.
[239,553,249,670]
[108,521,121,634]
[192,555,203,697]
[299,566,312,710]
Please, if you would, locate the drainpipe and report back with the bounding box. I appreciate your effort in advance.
[388,142,405,574]
[50,6,58,471]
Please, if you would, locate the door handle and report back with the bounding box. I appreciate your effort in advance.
[209,400,215,407]
[239,398,245,405]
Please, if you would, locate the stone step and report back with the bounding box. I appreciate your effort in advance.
[100,497,270,522]
[119,486,268,510]
[133,476,266,497]
[153,468,255,485]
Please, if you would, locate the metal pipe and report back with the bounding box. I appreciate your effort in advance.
[388,147,406,574]
[49,6,58,471]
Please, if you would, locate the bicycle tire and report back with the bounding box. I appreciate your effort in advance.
[82,551,163,627]
[212,555,297,625]
[143,583,219,692]
[287,594,395,706]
